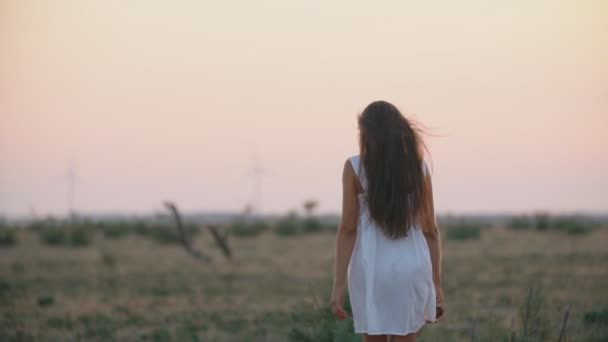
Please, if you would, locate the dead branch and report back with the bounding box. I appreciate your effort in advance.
[207,224,232,260]
[557,304,572,342]
[510,316,516,342]
[163,201,211,262]
[469,315,478,342]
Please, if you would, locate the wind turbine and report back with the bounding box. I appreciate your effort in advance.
[247,147,271,218]
[66,159,79,218]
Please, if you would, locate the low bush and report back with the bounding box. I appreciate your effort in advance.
[39,229,67,246]
[274,213,329,237]
[507,214,596,236]
[445,223,482,241]
[101,223,131,239]
[38,227,92,247]
[534,212,551,231]
[147,226,182,244]
[301,217,323,234]
[27,217,62,231]
[508,215,535,230]
[132,221,149,236]
[37,295,55,307]
[584,309,608,326]
[0,229,16,246]
[552,215,596,236]
[230,219,268,238]
[0,280,12,304]
[69,228,92,246]
[275,213,301,237]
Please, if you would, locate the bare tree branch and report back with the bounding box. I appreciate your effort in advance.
[207,225,232,260]
[163,201,211,262]
[557,304,572,342]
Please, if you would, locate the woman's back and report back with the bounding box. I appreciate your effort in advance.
[347,154,436,335]
[331,100,444,341]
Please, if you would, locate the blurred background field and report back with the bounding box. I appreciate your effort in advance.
[1,211,607,341]
[2,0,607,341]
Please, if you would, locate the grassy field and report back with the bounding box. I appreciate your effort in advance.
[1,221,607,341]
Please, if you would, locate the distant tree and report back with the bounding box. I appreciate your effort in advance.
[303,200,318,216]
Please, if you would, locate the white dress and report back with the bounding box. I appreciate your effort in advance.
[347,154,437,335]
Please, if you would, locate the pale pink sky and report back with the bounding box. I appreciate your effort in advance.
[1,0,607,217]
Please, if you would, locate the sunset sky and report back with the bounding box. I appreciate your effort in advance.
[1,0,607,217]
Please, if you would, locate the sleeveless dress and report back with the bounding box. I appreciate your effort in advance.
[347,154,437,335]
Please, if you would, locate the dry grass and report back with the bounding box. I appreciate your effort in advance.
[1,225,607,341]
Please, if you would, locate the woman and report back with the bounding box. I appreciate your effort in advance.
[330,100,444,342]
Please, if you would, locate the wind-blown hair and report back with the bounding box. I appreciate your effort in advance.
[357,100,430,238]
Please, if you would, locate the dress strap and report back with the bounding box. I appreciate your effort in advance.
[421,160,428,177]
[349,155,367,191]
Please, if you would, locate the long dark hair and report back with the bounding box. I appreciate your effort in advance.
[357,100,429,238]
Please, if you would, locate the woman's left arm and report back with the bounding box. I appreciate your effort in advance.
[330,159,359,319]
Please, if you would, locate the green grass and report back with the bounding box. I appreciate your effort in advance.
[0,221,606,341]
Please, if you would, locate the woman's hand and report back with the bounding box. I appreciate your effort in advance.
[330,288,348,320]
[435,283,445,320]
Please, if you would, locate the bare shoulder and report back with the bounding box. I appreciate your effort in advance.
[342,157,355,178]
[343,157,364,193]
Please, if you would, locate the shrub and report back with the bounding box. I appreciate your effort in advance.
[102,224,130,239]
[564,224,593,236]
[69,228,92,247]
[230,219,268,238]
[39,229,67,246]
[133,221,150,236]
[0,280,12,303]
[38,227,92,247]
[584,309,608,326]
[38,295,55,307]
[552,215,595,236]
[445,223,482,241]
[507,214,596,236]
[147,226,182,244]
[275,213,301,237]
[508,215,534,230]
[143,222,200,244]
[0,229,16,246]
[533,212,551,231]
[301,217,323,234]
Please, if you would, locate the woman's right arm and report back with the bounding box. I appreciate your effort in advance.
[421,171,444,306]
